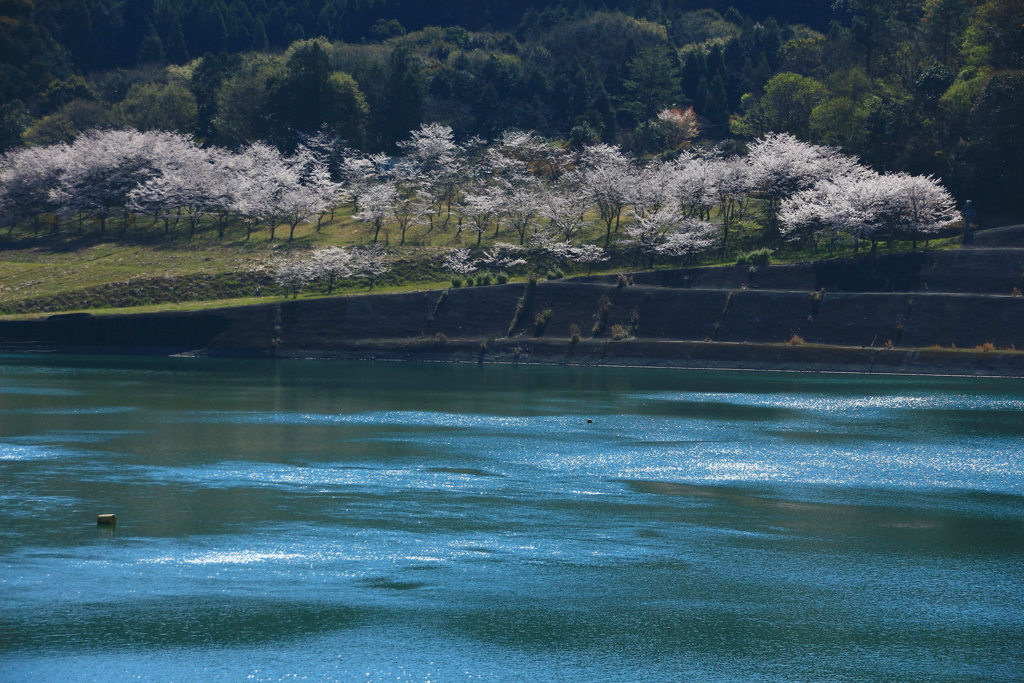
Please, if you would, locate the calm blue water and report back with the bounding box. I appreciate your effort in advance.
[1,356,1022,682]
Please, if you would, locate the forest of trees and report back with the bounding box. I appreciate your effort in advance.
[0,0,1021,210]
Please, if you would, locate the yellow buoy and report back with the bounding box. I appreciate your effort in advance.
[96,514,117,525]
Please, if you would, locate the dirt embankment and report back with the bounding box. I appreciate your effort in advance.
[3,243,1024,376]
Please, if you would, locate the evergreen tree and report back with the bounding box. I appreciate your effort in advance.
[704,72,730,129]
[162,11,190,64]
[378,43,426,150]
[681,51,706,102]
[190,52,241,142]
[252,18,270,52]
[623,46,681,126]
[277,40,333,134]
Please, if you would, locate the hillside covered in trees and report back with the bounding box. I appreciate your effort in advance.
[1,0,1022,212]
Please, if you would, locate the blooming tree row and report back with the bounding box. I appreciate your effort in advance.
[270,244,390,297]
[0,129,340,242]
[1,125,959,266]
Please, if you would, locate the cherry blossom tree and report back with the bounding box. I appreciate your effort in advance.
[623,207,677,265]
[656,107,700,149]
[269,252,315,298]
[541,239,610,275]
[229,143,294,241]
[271,244,390,296]
[350,243,390,288]
[129,139,229,239]
[275,149,335,242]
[443,248,479,278]
[479,242,527,272]
[387,184,429,246]
[671,152,717,221]
[397,123,459,168]
[277,182,329,242]
[338,152,389,213]
[53,129,187,236]
[629,160,676,219]
[580,143,632,247]
[780,170,958,252]
[227,159,266,241]
[657,219,718,261]
[308,246,354,293]
[624,205,716,266]
[569,243,610,274]
[541,171,590,242]
[869,172,959,249]
[779,180,849,251]
[461,188,503,246]
[290,143,345,232]
[746,133,860,239]
[708,155,754,255]
[0,143,68,234]
[397,123,466,233]
[497,181,540,245]
[489,130,562,177]
[355,182,398,243]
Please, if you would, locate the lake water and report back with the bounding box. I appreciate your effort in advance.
[1,356,1022,682]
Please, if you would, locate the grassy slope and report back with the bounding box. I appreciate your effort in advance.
[0,206,963,320]
[0,209,454,316]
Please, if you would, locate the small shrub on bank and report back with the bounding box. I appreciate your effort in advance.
[569,323,582,343]
[428,290,449,322]
[976,342,996,352]
[451,277,463,288]
[507,276,537,336]
[534,309,553,336]
[626,308,640,337]
[737,248,772,266]
[610,324,632,340]
[1012,287,1021,296]
[787,335,805,345]
[496,272,509,284]
[592,296,613,336]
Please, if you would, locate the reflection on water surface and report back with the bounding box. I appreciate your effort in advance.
[1,356,1022,682]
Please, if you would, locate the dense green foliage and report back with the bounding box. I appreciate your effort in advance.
[1,0,1022,209]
